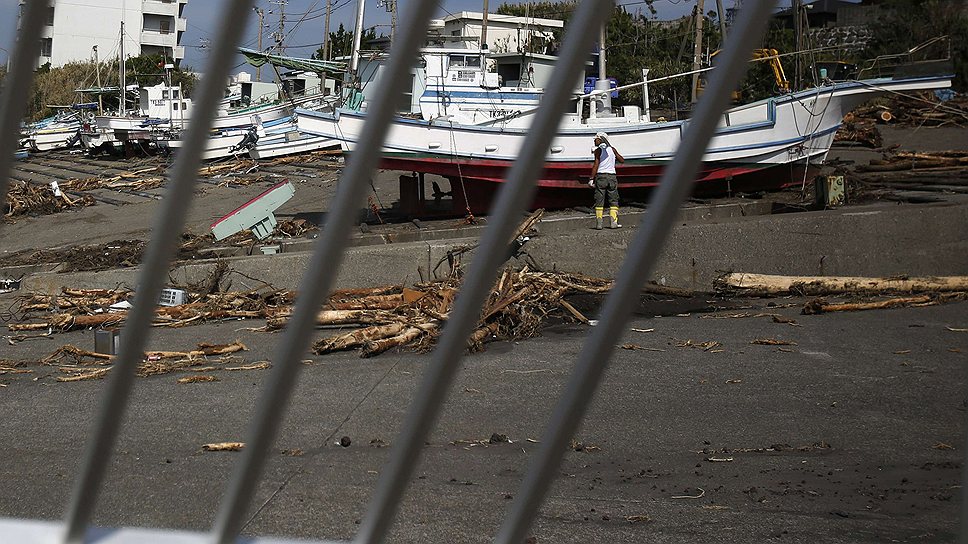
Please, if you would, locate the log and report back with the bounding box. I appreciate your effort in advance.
[327,293,404,310]
[361,323,437,358]
[716,273,968,296]
[802,295,934,314]
[266,309,392,330]
[468,322,500,348]
[313,322,409,354]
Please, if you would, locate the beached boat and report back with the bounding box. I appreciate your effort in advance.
[248,119,340,159]
[297,74,952,211]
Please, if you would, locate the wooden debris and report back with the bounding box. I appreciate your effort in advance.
[802,295,946,315]
[177,375,219,384]
[202,442,245,451]
[717,272,968,297]
[4,181,95,220]
[750,338,798,346]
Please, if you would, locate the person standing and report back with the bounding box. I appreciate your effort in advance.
[589,131,624,229]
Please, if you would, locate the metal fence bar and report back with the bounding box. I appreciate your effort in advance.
[494,2,779,542]
[61,2,256,541]
[353,2,614,542]
[0,0,53,229]
[208,0,441,541]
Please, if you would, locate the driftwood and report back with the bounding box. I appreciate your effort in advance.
[803,295,936,315]
[716,273,968,297]
[313,323,409,354]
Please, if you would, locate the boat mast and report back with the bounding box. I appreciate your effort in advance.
[350,0,366,85]
[323,0,332,61]
[93,45,103,115]
[119,20,125,116]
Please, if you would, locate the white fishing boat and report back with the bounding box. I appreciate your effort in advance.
[248,120,340,160]
[20,110,82,152]
[298,73,952,211]
[159,126,260,161]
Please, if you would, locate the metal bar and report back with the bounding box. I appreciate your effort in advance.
[61,2,256,542]
[494,2,779,543]
[353,1,614,543]
[0,0,53,227]
[209,0,441,541]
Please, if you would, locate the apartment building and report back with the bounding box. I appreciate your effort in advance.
[19,0,188,67]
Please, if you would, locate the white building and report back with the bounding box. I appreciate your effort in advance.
[18,0,188,67]
[440,11,564,55]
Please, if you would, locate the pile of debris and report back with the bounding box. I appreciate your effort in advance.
[4,181,95,219]
[848,150,968,196]
[850,91,968,128]
[7,268,612,357]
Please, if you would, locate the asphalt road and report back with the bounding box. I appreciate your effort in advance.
[0,295,964,543]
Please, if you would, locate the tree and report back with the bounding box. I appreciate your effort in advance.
[125,53,197,97]
[313,24,378,61]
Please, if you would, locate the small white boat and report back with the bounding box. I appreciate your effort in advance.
[249,127,340,159]
[160,126,259,161]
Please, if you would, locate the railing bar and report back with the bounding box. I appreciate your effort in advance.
[494,2,779,543]
[208,0,441,541]
[0,0,53,232]
[61,2,256,542]
[352,2,614,543]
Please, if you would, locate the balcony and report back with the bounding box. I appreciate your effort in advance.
[142,0,178,16]
[176,17,187,32]
[141,29,177,47]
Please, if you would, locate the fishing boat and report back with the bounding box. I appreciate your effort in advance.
[247,118,341,160]
[20,109,83,152]
[297,73,952,211]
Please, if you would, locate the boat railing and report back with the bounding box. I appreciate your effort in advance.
[856,35,953,80]
[0,2,831,543]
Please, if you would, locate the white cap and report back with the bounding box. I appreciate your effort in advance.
[594,131,608,142]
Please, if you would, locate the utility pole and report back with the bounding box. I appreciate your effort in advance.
[691,0,705,103]
[378,0,397,45]
[119,20,126,116]
[323,0,332,60]
[481,0,489,50]
[715,0,727,45]
[254,7,265,80]
[270,0,287,55]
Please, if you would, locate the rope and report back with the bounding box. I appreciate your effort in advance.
[447,123,474,222]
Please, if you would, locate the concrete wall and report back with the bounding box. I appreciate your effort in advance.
[18,201,968,295]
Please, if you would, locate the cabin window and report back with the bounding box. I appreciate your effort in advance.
[46,6,54,26]
[448,55,481,69]
[162,90,169,99]
[173,103,179,111]
[172,90,180,99]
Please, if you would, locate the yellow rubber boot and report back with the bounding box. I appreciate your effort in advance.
[609,207,621,229]
[594,207,604,230]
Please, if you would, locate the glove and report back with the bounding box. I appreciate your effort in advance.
[588,179,595,187]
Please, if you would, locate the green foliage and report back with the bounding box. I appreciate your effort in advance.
[125,53,197,97]
[313,24,379,61]
[23,53,197,121]
[27,60,111,121]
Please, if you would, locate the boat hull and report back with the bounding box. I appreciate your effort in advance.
[297,75,951,210]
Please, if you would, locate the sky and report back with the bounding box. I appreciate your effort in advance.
[0,0,735,73]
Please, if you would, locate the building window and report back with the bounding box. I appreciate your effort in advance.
[46,6,54,26]
[40,38,52,58]
[160,19,171,34]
